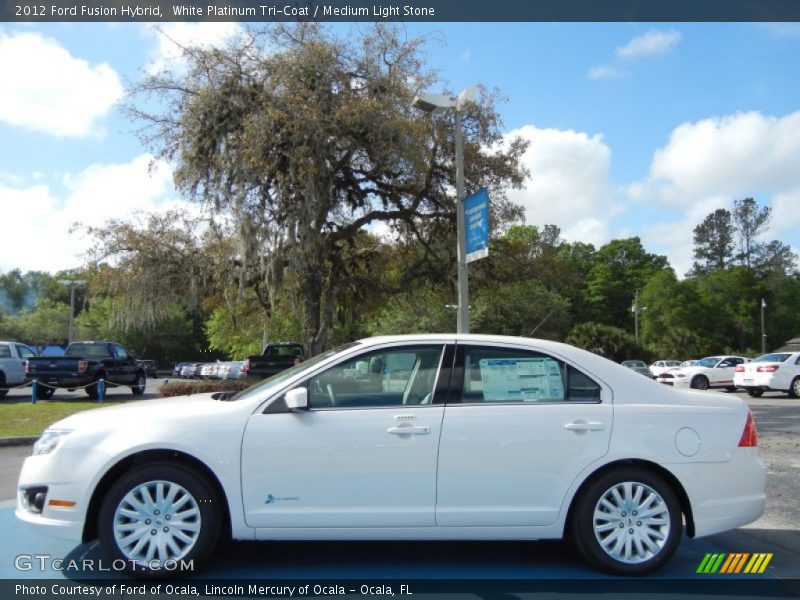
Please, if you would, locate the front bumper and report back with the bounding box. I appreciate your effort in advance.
[16,447,112,542]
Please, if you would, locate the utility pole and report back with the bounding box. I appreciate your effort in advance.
[761,298,767,354]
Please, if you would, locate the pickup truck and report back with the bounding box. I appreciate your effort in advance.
[0,341,37,397]
[242,342,305,379]
[25,341,146,400]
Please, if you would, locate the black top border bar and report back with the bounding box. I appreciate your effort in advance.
[4,0,800,22]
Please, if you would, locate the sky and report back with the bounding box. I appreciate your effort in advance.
[1,21,799,278]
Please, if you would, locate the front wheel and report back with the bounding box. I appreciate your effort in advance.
[572,468,682,575]
[690,375,709,390]
[97,463,221,578]
[790,377,800,399]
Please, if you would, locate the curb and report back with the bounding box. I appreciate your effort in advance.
[0,436,37,448]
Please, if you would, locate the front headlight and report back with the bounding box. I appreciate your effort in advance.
[32,429,72,456]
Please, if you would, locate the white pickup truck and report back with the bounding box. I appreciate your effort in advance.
[0,341,37,397]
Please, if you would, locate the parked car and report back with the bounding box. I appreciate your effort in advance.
[173,362,192,378]
[17,334,764,578]
[242,342,305,379]
[671,355,750,391]
[0,341,37,397]
[620,360,652,377]
[734,351,800,398]
[649,360,682,378]
[179,363,198,379]
[137,359,158,378]
[24,341,146,400]
[218,360,246,380]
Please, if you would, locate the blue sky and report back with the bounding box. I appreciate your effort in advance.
[1,21,799,276]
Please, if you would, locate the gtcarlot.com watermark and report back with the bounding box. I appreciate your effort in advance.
[14,553,194,572]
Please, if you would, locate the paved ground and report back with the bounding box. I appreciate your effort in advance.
[0,388,798,586]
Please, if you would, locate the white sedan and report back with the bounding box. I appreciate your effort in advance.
[734,351,800,398]
[17,335,765,577]
[671,355,750,391]
[649,360,682,378]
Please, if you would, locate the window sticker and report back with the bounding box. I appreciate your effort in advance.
[478,358,564,401]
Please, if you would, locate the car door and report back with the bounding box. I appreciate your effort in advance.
[711,357,740,386]
[241,343,451,530]
[110,344,136,384]
[436,342,613,527]
[13,344,36,384]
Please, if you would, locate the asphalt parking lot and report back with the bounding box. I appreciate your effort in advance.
[0,386,798,584]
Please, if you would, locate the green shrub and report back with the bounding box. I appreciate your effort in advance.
[159,379,255,398]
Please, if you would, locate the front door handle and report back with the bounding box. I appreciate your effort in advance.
[564,420,605,432]
[387,426,430,436]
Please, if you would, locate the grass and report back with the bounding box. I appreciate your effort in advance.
[0,398,131,438]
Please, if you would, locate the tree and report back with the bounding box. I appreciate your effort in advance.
[733,197,771,268]
[584,238,670,329]
[565,322,644,362]
[690,208,734,275]
[127,24,527,354]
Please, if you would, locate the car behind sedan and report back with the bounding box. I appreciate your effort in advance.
[734,351,800,398]
[17,334,765,578]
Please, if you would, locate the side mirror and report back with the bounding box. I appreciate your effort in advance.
[285,387,308,411]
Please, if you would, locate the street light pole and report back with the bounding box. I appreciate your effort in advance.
[761,298,767,354]
[57,279,87,346]
[413,86,477,334]
[632,291,647,345]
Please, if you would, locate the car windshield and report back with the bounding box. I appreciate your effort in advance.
[228,341,361,401]
[623,361,646,368]
[753,353,791,363]
[694,357,721,368]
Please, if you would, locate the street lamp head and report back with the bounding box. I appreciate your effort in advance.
[412,93,456,114]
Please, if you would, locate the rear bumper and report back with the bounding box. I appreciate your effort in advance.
[669,448,766,538]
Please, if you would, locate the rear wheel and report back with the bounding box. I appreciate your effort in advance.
[33,382,55,400]
[97,463,221,577]
[0,374,7,398]
[790,377,800,399]
[572,467,682,575]
[131,372,146,396]
[747,389,764,398]
[690,375,709,390]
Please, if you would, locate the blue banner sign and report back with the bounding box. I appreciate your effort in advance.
[464,188,489,263]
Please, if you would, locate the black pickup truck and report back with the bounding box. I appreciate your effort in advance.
[25,341,146,400]
[242,342,305,380]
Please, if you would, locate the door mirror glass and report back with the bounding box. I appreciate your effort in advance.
[285,387,309,411]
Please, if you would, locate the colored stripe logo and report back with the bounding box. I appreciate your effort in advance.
[696,553,773,574]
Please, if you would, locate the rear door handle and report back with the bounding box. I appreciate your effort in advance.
[387,426,430,436]
[564,420,605,432]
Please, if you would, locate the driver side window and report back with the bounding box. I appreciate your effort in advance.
[305,345,444,409]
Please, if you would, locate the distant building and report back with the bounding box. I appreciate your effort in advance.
[776,338,800,353]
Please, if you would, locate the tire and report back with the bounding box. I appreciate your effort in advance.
[790,377,800,399]
[725,386,736,393]
[97,463,221,578]
[690,375,709,390]
[572,467,682,576]
[0,374,7,398]
[747,389,764,398]
[131,371,146,396]
[85,377,100,400]
[33,383,55,400]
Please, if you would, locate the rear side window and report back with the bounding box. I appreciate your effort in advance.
[0,345,11,358]
[460,346,601,403]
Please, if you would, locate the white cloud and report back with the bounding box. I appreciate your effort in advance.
[648,111,800,201]
[143,23,243,74]
[588,65,628,80]
[615,29,681,59]
[505,125,622,247]
[0,155,197,273]
[633,110,800,276]
[0,31,123,137]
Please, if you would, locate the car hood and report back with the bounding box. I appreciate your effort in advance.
[47,393,231,432]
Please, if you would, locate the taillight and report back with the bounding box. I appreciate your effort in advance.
[23,360,29,373]
[735,365,745,372]
[756,365,779,372]
[738,410,758,447]
[77,360,88,374]
[241,359,250,374]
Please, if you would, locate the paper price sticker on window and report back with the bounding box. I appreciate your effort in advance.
[479,358,564,402]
